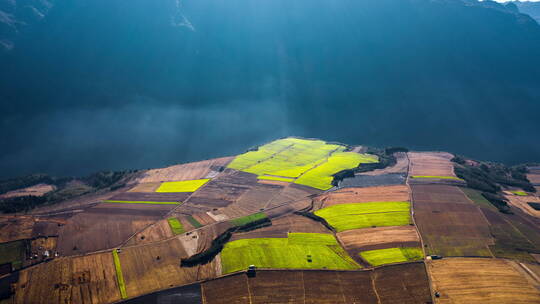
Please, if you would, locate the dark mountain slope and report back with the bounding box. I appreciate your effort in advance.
[0,0,539,178]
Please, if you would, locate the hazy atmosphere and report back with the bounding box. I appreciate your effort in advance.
[1,0,540,178]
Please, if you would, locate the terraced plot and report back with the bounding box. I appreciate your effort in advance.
[428,258,540,304]
[315,202,411,232]
[221,233,359,274]
[359,247,423,266]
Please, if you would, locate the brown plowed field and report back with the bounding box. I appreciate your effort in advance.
[108,192,191,203]
[137,156,233,183]
[505,194,540,218]
[265,198,312,218]
[362,152,409,176]
[119,237,219,299]
[188,172,256,207]
[127,182,161,193]
[231,214,330,241]
[428,258,540,304]
[202,263,431,304]
[257,179,290,187]
[337,226,420,254]
[412,185,493,257]
[13,252,121,304]
[319,185,410,208]
[408,151,456,177]
[56,203,174,255]
[220,183,283,217]
[265,183,320,209]
[195,221,233,254]
[191,212,216,226]
[125,219,174,246]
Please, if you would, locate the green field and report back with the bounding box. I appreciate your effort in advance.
[314,202,411,232]
[411,175,464,181]
[231,212,268,227]
[155,179,210,193]
[295,152,378,190]
[511,190,528,196]
[460,187,497,211]
[112,249,127,299]
[167,217,185,235]
[257,175,295,182]
[0,240,25,270]
[103,200,180,205]
[227,138,344,178]
[359,247,423,266]
[187,216,203,228]
[221,233,359,274]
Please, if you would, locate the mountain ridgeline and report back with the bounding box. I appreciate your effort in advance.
[0,0,540,178]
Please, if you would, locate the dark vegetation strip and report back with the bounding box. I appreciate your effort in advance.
[452,156,535,214]
[528,202,540,211]
[294,211,336,232]
[0,170,138,213]
[180,217,271,267]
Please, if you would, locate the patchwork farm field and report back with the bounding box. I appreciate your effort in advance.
[202,264,431,304]
[428,258,540,304]
[227,137,378,190]
[231,214,330,240]
[221,233,359,273]
[155,179,210,193]
[315,202,411,232]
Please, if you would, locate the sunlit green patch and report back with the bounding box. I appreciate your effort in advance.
[257,175,295,183]
[295,152,379,190]
[167,217,184,235]
[155,179,210,193]
[411,175,464,181]
[112,249,127,299]
[359,247,423,266]
[221,233,359,274]
[227,137,345,178]
[314,202,411,232]
[231,212,268,227]
[103,200,180,205]
[511,191,528,196]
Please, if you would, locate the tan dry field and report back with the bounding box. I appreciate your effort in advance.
[137,156,233,183]
[120,237,219,299]
[231,214,330,241]
[127,182,161,193]
[337,225,420,254]
[408,151,456,177]
[202,263,431,304]
[219,183,283,218]
[0,184,55,199]
[265,183,321,209]
[362,152,409,176]
[13,251,121,304]
[265,198,312,218]
[125,218,174,246]
[319,185,410,208]
[0,216,36,242]
[56,203,174,255]
[505,193,540,218]
[428,258,540,304]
